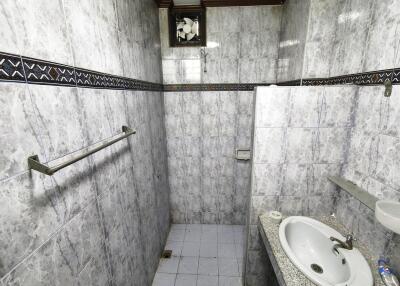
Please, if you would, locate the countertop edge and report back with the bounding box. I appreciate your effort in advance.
[257,214,384,286]
[258,219,287,286]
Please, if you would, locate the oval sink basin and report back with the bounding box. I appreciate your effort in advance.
[279,216,373,286]
[375,200,400,234]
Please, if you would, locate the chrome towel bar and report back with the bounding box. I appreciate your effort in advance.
[28,126,136,176]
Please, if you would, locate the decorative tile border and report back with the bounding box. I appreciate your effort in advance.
[0,52,163,91]
[163,83,271,92]
[0,51,399,92]
[165,68,400,91]
[0,53,25,83]
[301,68,398,86]
[23,57,76,86]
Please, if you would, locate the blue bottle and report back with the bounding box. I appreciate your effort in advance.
[378,258,399,286]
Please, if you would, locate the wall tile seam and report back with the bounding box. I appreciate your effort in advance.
[145,94,168,245]
[360,0,379,74]
[0,161,136,280]
[299,0,313,85]
[60,0,77,77]
[0,193,101,281]
[326,0,344,78]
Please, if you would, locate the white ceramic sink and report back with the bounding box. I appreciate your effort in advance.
[279,216,373,286]
[375,200,400,234]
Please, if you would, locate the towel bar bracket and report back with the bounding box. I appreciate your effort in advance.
[28,155,52,175]
[28,125,136,176]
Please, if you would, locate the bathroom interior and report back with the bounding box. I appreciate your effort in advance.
[1,0,400,285]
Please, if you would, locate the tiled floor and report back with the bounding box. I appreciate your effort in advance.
[152,224,245,286]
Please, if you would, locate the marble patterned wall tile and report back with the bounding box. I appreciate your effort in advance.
[363,0,400,72]
[0,84,45,180]
[181,59,201,83]
[27,85,88,162]
[253,128,286,164]
[302,0,341,78]
[330,0,374,76]
[162,59,182,84]
[255,87,290,128]
[252,164,284,196]
[0,1,19,55]
[63,0,123,76]
[207,7,241,33]
[285,128,314,163]
[0,0,74,66]
[277,0,310,82]
[0,172,60,278]
[164,90,253,224]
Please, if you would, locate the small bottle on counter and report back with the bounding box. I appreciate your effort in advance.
[378,257,399,286]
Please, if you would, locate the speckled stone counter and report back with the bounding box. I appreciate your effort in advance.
[258,214,385,286]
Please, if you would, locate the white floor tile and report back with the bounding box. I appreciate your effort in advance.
[181,241,200,257]
[198,258,218,276]
[218,276,242,286]
[232,225,244,233]
[201,230,218,242]
[157,257,180,274]
[197,275,218,286]
[199,241,218,258]
[234,243,244,258]
[201,224,218,232]
[186,224,202,232]
[218,258,239,276]
[238,258,244,275]
[218,243,236,258]
[167,229,185,242]
[178,256,199,274]
[217,225,234,233]
[154,224,245,286]
[234,231,244,245]
[184,229,202,242]
[218,231,235,244]
[164,241,183,257]
[171,224,186,231]
[152,273,176,286]
[175,274,197,286]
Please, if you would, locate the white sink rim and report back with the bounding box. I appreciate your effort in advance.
[279,216,373,286]
[375,200,400,234]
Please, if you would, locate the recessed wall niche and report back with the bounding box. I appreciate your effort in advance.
[168,6,206,47]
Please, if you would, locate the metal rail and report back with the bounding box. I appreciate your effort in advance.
[28,126,136,176]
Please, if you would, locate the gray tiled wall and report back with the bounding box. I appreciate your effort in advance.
[164,91,253,224]
[338,85,400,275]
[160,5,282,226]
[247,85,400,284]
[159,6,282,84]
[278,0,400,82]
[245,86,357,285]
[0,0,169,285]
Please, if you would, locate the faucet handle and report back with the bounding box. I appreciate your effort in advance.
[345,233,356,242]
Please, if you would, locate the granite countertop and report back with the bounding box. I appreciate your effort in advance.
[258,214,385,286]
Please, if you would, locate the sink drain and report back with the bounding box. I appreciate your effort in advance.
[311,264,323,274]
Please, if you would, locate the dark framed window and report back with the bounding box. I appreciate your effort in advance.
[168,6,206,47]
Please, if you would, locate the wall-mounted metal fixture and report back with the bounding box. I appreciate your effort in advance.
[200,48,208,73]
[384,79,392,97]
[327,176,378,211]
[28,126,136,176]
[236,149,251,161]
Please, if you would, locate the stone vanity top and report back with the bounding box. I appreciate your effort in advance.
[258,214,385,286]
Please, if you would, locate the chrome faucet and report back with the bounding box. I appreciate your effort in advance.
[330,234,356,251]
